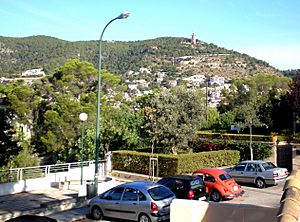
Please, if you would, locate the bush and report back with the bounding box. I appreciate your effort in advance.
[190,139,272,161]
[112,150,240,176]
[225,141,272,161]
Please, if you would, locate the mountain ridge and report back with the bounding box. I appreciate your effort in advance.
[0,35,282,80]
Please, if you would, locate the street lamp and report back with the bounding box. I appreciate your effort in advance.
[94,11,130,194]
[79,112,88,185]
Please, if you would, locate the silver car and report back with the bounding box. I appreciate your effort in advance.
[227,160,289,188]
[88,181,175,222]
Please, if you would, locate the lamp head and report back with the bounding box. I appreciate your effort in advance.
[117,11,130,19]
[79,113,88,122]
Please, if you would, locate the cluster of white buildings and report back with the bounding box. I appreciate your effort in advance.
[125,68,230,108]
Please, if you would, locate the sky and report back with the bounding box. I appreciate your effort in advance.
[1,0,300,70]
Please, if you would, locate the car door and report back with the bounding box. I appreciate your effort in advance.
[119,187,139,221]
[243,163,258,183]
[203,173,216,194]
[100,187,124,218]
[229,163,247,183]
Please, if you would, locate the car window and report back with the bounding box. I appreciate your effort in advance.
[148,185,174,201]
[245,163,256,172]
[233,164,246,171]
[158,178,176,190]
[189,177,205,188]
[204,174,215,182]
[262,162,275,170]
[122,188,138,201]
[219,173,232,181]
[138,190,147,201]
[101,187,124,200]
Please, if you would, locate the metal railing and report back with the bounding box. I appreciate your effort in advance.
[0,160,105,183]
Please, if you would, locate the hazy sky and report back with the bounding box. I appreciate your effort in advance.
[1,0,300,70]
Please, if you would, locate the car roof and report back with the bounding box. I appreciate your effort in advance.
[239,160,265,164]
[194,168,226,175]
[161,175,199,180]
[119,181,160,190]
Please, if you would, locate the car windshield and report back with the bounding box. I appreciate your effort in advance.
[148,186,174,201]
[219,173,232,181]
[261,162,276,170]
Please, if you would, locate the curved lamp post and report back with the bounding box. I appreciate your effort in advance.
[94,11,130,195]
[79,112,88,185]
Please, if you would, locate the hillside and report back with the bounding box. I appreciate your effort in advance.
[0,35,282,80]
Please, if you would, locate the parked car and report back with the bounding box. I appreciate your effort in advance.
[157,175,207,201]
[226,160,289,188]
[88,181,175,222]
[192,168,244,202]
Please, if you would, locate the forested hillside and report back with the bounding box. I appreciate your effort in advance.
[0,35,281,79]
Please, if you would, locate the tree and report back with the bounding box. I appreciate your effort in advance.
[288,70,300,123]
[142,86,206,154]
[0,81,40,167]
[235,101,263,160]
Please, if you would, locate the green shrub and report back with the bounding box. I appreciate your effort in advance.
[112,150,240,176]
[225,141,272,161]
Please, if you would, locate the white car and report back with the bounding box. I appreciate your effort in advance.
[226,160,289,188]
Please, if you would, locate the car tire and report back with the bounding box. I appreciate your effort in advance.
[91,206,103,220]
[138,214,152,222]
[255,178,266,189]
[210,190,222,202]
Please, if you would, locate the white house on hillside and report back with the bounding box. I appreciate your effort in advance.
[21,68,45,77]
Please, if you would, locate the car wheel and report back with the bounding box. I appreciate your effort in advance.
[138,214,152,222]
[210,190,222,202]
[91,206,103,220]
[255,178,266,188]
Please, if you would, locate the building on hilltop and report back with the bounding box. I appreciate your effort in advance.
[191,33,196,44]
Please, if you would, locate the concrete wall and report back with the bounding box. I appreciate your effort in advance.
[170,199,278,222]
[0,177,52,196]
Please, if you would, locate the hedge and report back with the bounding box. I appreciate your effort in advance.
[196,132,272,142]
[112,150,240,177]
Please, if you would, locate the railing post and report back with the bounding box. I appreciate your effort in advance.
[19,168,23,180]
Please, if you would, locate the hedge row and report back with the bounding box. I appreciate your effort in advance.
[112,150,240,177]
[196,132,273,142]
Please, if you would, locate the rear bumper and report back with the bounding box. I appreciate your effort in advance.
[150,213,170,222]
[265,177,287,185]
[223,190,245,199]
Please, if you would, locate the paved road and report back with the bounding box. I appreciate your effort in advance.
[222,182,284,207]
[76,183,284,222]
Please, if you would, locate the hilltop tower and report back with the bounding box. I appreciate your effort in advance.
[191,32,196,44]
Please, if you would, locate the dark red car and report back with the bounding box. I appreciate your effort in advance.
[193,168,244,202]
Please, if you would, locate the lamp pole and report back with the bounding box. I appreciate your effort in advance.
[94,11,130,195]
[79,112,88,185]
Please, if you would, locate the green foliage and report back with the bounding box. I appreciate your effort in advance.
[195,131,272,142]
[141,86,206,153]
[112,150,240,176]
[225,141,272,161]
[0,36,280,80]
[190,134,272,161]
[6,144,40,168]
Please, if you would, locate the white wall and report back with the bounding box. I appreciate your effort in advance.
[170,199,278,222]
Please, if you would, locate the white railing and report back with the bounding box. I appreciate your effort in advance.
[0,160,106,183]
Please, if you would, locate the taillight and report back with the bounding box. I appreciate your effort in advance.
[188,190,194,199]
[273,173,279,178]
[151,202,158,214]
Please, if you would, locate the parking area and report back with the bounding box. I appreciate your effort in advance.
[221,182,284,207]
[78,182,284,222]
